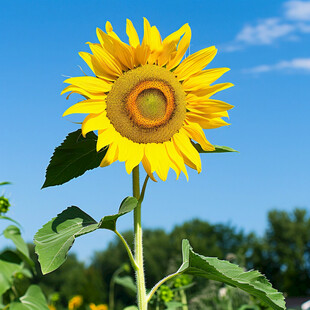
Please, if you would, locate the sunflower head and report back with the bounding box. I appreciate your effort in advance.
[62,18,233,181]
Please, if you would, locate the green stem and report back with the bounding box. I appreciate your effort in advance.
[109,266,124,310]
[180,289,188,310]
[133,165,147,310]
[139,175,149,204]
[115,230,138,271]
[147,272,180,302]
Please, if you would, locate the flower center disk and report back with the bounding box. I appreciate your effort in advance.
[106,65,187,143]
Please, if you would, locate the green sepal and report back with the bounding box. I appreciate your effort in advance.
[34,206,98,274]
[99,197,138,231]
[192,142,238,153]
[9,285,49,310]
[42,129,107,188]
[178,240,285,310]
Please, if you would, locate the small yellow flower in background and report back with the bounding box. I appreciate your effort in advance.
[89,304,97,310]
[48,305,56,310]
[63,18,233,181]
[89,304,108,310]
[68,295,83,310]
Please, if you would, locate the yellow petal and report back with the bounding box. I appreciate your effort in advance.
[126,19,140,48]
[147,26,163,64]
[63,76,112,93]
[174,46,217,81]
[142,154,157,182]
[63,99,106,116]
[97,127,117,151]
[96,28,133,70]
[134,44,151,66]
[87,43,122,77]
[173,130,201,173]
[183,122,215,151]
[117,135,130,162]
[150,26,162,51]
[157,40,176,67]
[105,21,121,41]
[188,82,234,97]
[182,68,230,91]
[125,141,144,174]
[187,97,234,113]
[186,113,230,129]
[61,85,106,100]
[100,142,118,167]
[165,24,191,70]
[145,143,170,181]
[165,141,188,180]
[81,113,110,136]
[79,51,115,81]
[142,17,152,48]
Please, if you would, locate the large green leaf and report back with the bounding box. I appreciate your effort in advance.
[0,251,23,295]
[9,285,49,310]
[192,142,238,153]
[3,226,30,260]
[178,240,285,310]
[99,197,138,231]
[34,206,99,274]
[42,129,107,188]
[0,182,11,186]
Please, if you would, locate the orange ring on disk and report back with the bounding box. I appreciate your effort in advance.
[126,80,175,128]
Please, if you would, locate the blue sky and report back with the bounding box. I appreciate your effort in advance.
[1,0,310,262]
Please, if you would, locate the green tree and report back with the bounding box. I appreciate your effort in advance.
[247,208,310,296]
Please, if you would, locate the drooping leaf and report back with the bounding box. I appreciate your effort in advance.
[0,251,23,295]
[178,240,285,310]
[115,276,137,293]
[9,285,49,310]
[193,142,238,153]
[42,129,107,188]
[99,197,138,231]
[0,182,11,186]
[34,206,98,274]
[3,226,31,262]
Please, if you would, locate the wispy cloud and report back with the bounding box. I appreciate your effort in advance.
[244,58,310,73]
[284,0,310,21]
[223,0,310,51]
[236,18,295,45]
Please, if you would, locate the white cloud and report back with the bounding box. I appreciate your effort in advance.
[236,18,295,45]
[284,0,310,21]
[223,0,310,51]
[244,58,310,73]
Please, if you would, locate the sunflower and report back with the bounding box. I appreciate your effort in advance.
[62,18,233,181]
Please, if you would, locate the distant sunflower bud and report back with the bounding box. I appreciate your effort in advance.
[0,196,10,214]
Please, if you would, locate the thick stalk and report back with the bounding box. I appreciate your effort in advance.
[132,166,147,310]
